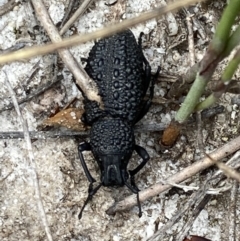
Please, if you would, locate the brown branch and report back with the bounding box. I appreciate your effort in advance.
[106,135,240,215]
[31,0,101,103]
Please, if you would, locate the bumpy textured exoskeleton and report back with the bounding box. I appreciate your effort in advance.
[78,30,160,219]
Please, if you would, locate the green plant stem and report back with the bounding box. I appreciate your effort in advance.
[222,50,240,81]
[211,0,240,52]
[196,49,240,111]
[223,24,240,57]
[175,0,240,123]
[175,73,207,123]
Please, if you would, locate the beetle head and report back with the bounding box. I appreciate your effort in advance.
[98,154,131,186]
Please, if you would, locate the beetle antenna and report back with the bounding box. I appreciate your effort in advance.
[78,182,102,219]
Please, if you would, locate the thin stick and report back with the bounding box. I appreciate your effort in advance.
[4,72,53,241]
[148,184,209,241]
[106,135,240,215]
[228,180,238,241]
[185,8,195,66]
[0,130,89,139]
[0,122,166,139]
[60,0,76,29]
[31,0,100,103]
[206,153,240,183]
[175,194,212,241]
[60,0,95,35]
[0,59,59,113]
[185,8,205,154]
[0,0,18,17]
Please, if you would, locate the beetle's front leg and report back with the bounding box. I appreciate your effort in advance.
[78,142,96,183]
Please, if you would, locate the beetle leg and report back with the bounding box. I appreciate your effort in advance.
[128,146,148,193]
[124,179,142,217]
[78,142,103,219]
[82,97,104,125]
[78,182,102,219]
[138,32,144,47]
[129,145,150,177]
[124,144,150,218]
[134,66,160,124]
[78,142,96,183]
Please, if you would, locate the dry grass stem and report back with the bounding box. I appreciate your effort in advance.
[148,183,210,241]
[60,0,95,35]
[206,153,240,182]
[228,180,238,241]
[185,9,195,66]
[4,72,53,241]
[175,194,212,241]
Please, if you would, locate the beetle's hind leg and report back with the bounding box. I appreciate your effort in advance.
[82,97,104,125]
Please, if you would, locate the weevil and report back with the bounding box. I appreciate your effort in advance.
[78,29,160,219]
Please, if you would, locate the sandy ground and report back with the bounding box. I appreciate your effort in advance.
[0,0,240,241]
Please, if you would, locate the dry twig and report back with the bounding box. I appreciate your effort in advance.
[0,0,18,17]
[0,58,59,113]
[31,0,101,103]
[4,71,53,241]
[206,153,240,183]
[60,0,95,35]
[185,9,195,66]
[148,182,210,241]
[175,194,212,241]
[60,0,76,30]
[0,122,166,139]
[0,130,89,139]
[228,180,238,241]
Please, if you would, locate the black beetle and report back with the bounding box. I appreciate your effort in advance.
[78,29,160,219]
